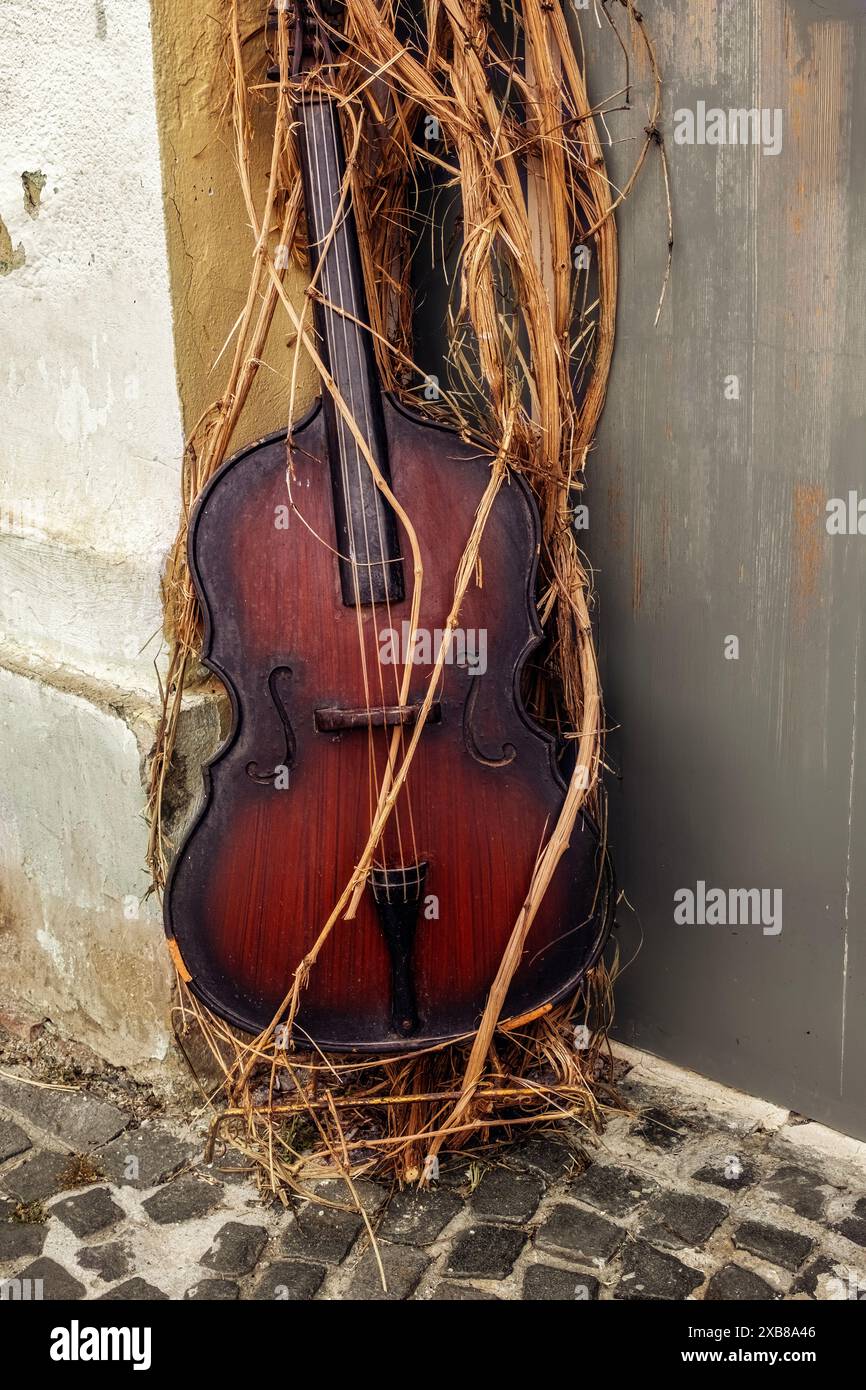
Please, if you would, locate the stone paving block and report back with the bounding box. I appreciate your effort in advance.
[510,1136,578,1179]
[207,1148,256,1186]
[142,1176,222,1224]
[431,1282,501,1300]
[638,1191,728,1250]
[98,1125,197,1189]
[692,1155,758,1192]
[616,1240,704,1301]
[1,1150,74,1203]
[0,1118,32,1163]
[631,1107,691,1150]
[733,1217,817,1273]
[184,1278,240,1300]
[472,1168,543,1224]
[536,1204,624,1263]
[378,1187,461,1245]
[184,1273,240,1295]
[732,1220,814,1272]
[0,1077,127,1150]
[99,1278,169,1300]
[76,1241,133,1283]
[761,1165,832,1221]
[831,1198,866,1248]
[281,1204,362,1263]
[832,1214,866,1248]
[52,1186,124,1238]
[706,1264,779,1300]
[313,1178,386,1214]
[344,1243,429,1300]
[201,1221,269,1275]
[250,1260,325,1300]
[523,1264,600,1300]
[0,1216,47,1261]
[445,1224,526,1279]
[17,1257,85,1300]
[572,1164,657,1217]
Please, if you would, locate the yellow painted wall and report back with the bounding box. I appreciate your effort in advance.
[150,0,316,445]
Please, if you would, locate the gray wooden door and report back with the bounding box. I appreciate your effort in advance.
[582,0,866,1136]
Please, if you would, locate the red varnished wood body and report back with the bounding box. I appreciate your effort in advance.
[165,397,610,1048]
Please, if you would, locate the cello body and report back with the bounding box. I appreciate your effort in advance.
[164,396,610,1046]
[163,26,612,1049]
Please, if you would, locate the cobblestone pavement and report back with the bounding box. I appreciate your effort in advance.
[1,1042,864,1301]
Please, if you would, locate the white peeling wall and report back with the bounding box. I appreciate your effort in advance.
[1,0,183,689]
[0,1,184,1063]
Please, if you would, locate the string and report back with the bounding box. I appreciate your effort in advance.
[323,97,421,900]
[307,85,416,888]
[305,96,380,834]
[317,94,416,894]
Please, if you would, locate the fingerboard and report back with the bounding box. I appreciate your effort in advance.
[298,96,403,607]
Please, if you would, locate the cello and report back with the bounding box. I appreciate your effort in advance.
[164,0,612,1049]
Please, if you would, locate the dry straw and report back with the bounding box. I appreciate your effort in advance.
[147,0,667,1197]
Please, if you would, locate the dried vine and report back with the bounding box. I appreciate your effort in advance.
[147,0,667,1195]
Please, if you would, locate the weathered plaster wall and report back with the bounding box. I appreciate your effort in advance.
[1,0,315,1071]
[0,0,186,1064]
[0,668,171,1058]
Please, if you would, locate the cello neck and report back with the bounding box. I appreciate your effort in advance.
[299,96,375,411]
[297,94,403,607]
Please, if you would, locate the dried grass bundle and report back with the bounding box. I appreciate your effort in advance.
[147,0,666,1194]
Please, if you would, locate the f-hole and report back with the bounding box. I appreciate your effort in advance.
[246,666,296,786]
[462,676,517,767]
